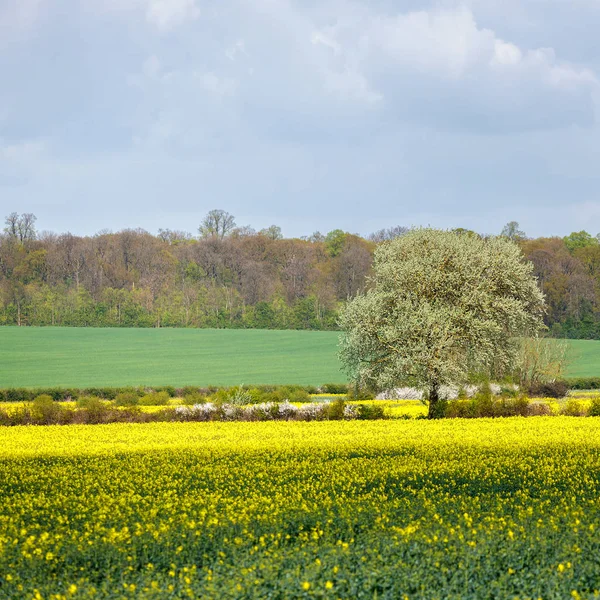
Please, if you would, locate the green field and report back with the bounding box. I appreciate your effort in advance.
[0,327,598,389]
[0,327,344,388]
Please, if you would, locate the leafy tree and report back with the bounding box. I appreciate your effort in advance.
[198,210,236,240]
[339,229,545,418]
[259,225,283,240]
[563,230,598,253]
[500,221,526,242]
[324,229,347,257]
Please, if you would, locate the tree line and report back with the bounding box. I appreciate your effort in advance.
[1,211,599,338]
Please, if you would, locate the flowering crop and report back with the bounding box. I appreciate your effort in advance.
[1,418,600,598]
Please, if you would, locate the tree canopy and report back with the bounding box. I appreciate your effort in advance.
[339,229,546,418]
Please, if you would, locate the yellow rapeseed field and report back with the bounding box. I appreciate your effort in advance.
[1,418,600,598]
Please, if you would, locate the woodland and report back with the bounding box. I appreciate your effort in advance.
[1,212,599,338]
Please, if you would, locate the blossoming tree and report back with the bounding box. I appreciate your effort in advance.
[339,228,545,418]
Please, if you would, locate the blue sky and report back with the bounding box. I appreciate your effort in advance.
[1,0,599,238]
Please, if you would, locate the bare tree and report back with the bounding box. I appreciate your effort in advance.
[199,210,236,240]
[368,225,408,243]
[4,212,37,242]
[158,229,193,245]
[4,213,19,238]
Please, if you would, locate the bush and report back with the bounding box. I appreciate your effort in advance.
[114,392,139,407]
[77,395,104,408]
[321,383,349,394]
[444,395,532,419]
[139,391,170,406]
[561,399,587,417]
[355,403,386,420]
[30,395,65,424]
[347,386,375,401]
[528,381,569,398]
[155,386,176,397]
[526,402,553,417]
[76,398,112,424]
[183,392,207,406]
[323,398,346,420]
[288,389,310,403]
[588,398,600,417]
[565,377,600,390]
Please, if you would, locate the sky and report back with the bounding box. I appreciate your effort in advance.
[1,0,599,239]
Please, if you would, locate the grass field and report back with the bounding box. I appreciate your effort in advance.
[1,418,600,598]
[0,327,344,388]
[0,327,599,389]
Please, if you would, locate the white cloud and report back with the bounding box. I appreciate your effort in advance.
[145,0,200,31]
[313,4,598,130]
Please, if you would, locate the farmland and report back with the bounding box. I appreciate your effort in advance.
[1,327,599,389]
[0,418,599,598]
[0,327,343,388]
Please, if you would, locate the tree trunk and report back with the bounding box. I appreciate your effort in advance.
[428,382,440,419]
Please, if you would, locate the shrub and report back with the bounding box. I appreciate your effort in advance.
[445,395,532,418]
[155,386,176,397]
[588,398,600,417]
[565,377,600,390]
[324,398,346,420]
[528,381,569,398]
[30,395,65,424]
[561,399,587,417]
[288,389,310,403]
[76,398,113,424]
[347,386,375,401]
[321,383,349,394]
[114,392,139,407]
[77,395,104,408]
[527,402,553,417]
[355,403,386,420]
[183,392,207,406]
[139,391,170,406]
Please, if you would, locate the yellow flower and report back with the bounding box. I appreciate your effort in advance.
[302,582,311,590]
[325,581,334,589]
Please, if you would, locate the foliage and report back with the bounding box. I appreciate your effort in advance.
[566,376,600,389]
[1,419,600,597]
[114,392,139,407]
[321,383,349,394]
[182,392,207,406]
[588,397,600,416]
[139,391,170,406]
[515,336,569,390]
[563,230,598,253]
[339,229,546,418]
[527,380,569,398]
[4,212,600,339]
[500,220,526,242]
[198,209,236,240]
[560,399,588,416]
[444,395,531,418]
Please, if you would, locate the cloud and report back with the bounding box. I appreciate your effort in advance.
[315,4,598,131]
[145,0,200,32]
